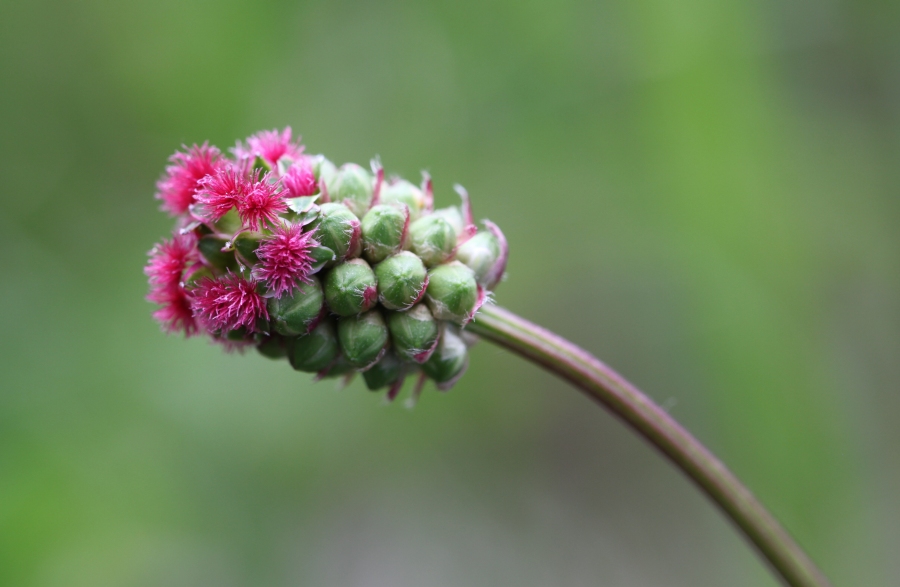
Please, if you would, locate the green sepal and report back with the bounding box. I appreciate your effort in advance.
[408,215,456,267]
[289,319,340,373]
[337,310,389,368]
[309,202,361,263]
[197,235,237,271]
[323,258,378,316]
[361,350,404,391]
[421,324,469,388]
[361,204,409,264]
[424,261,479,325]
[374,251,428,310]
[183,265,215,287]
[287,195,320,214]
[387,304,439,363]
[267,275,324,336]
[253,155,270,173]
[233,231,264,265]
[316,353,355,379]
[380,180,426,220]
[211,208,242,235]
[330,163,373,218]
[257,335,288,360]
[309,245,336,273]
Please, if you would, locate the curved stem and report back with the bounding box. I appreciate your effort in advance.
[466,304,833,587]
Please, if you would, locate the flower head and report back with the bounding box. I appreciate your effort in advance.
[195,168,287,230]
[282,158,318,196]
[237,172,288,231]
[156,143,223,216]
[190,272,268,333]
[255,222,319,298]
[237,127,304,168]
[145,233,201,336]
[151,288,199,336]
[194,165,251,223]
[145,233,199,290]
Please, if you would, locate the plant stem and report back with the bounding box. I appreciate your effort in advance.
[466,304,833,587]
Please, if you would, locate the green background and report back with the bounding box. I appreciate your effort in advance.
[1,0,898,585]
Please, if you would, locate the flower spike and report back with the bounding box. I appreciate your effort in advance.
[146,128,508,404]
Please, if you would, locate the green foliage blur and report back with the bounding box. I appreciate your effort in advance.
[1,0,898,585]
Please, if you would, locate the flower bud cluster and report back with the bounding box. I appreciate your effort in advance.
[146,128,507,401]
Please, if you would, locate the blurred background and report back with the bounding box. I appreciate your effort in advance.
[1,0,897,585]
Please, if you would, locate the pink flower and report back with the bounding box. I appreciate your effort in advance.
[155,143,223,216]
[190,272,268,333]
[145,233,201,336]
[237,173,288,231]
[239,127,304,167]
[151,289,199,336]
[282,158,318,196]
[194,165,252,223]
[255,222,318,298]
[145,233,199,291]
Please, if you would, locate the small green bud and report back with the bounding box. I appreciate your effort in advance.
[361,350,404,391]
[197,235,236,271]
[380,179,427,220]
[431,185,476,240]
[425,261,481,325]
[337,310,389,368]
[289,319,340,373]
[360,204,409,264]
[257,335,288,360]
[329,163,373,218]
[430,206,465,238]
[233,231,264,265]
[387,303,439,363]
[454,221,507,289]
[421,324,469,389]
[267,275,325,336]
[312,155,338,186]
[408,215,456,267]
[309,203,361,263]
[373,251,428,310]
[323,258,378,316]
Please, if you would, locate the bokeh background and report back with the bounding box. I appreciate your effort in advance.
[1,0,898,585]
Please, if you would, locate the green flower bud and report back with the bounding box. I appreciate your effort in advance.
[337,310,389,368]
[373,251,428,311]
[329,163,373,218]
[424,261,482,325]
[408,215,456,267]
[267,275,325,336]
[361,349,404,391]
[233,231,264,266]
[454,221,508,289]
[317,354,356,379]
[289,319,340,373]
[387,303,439,363]
[430,185,476,241]
[312,155,338,187]
[430,206,465,238]
[323,258,378,316]
[380,179,427,220]
[421,324,469,389]
[257,334,288,360]
[309,203,361,263]
[360,204,409,264]
[197,235,237,271]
